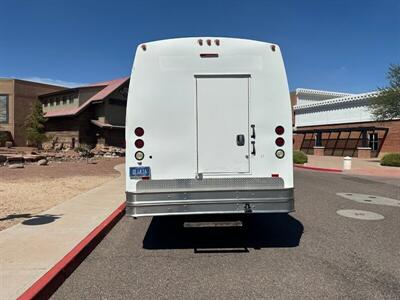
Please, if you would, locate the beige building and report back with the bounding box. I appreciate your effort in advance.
[0,79,65,146]
[39,77,129,148]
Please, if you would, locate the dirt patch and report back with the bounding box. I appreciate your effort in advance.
[0,158,124,231]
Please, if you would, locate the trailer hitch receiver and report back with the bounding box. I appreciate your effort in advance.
[244,203,252,213]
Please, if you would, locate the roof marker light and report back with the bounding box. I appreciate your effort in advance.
[214,39,220,46]
[206,39,212,46]
[271,45,276,52]
[198,39,203,46]
[141,44,147,51]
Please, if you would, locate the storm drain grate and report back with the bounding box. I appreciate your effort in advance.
[337,193,400,207]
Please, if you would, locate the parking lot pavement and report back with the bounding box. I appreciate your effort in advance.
[52,169,400,299]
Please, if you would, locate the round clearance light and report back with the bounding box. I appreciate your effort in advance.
[206,39,212,46]
[141,44,147,51]
[275,149,285,159]
[198,39,203,46]
[275,137,285,147]
[135,139,144,148]
[275,126,285,135]
[134,127,144,137]
[214,39,220,46]
[135,151,144,161]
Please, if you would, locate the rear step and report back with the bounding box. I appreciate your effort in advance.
[184,220,243,228]
[182,214,246,228]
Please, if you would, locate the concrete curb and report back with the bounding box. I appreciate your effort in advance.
[17,202,126,300]
[294,164,343,173]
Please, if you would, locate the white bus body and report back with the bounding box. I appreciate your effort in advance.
[126,37,294,217]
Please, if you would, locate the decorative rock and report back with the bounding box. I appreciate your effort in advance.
[42,142,53,151]
[9,163,24,169]
[6,156,24,164]
[23,155,46,162]
[5,141,13,148]
[37,159,48,166]
[88,158,97,164]
[54,143,63,151]
[54,153,64,159]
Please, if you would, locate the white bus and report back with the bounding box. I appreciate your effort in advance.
[126,37,293,217]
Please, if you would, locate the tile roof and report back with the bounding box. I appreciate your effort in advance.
[86,77,129,101]
[295,88,354,98]
[44,108,79,117]
[44,76,129,118]
[90,119,125,129]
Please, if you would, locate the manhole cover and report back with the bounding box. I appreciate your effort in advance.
[337,193,400,207]
[336,209,384,220]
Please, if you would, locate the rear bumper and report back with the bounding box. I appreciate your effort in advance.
[126,188,294,217]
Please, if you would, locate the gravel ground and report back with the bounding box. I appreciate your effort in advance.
[53,169,400,299]
[0,158,124,231]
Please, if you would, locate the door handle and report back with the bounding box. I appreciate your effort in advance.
[251,124,256,139]
[251,141,256,155]
[236,134,245,146]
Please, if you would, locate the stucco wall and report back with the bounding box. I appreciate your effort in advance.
[14,80,65,145]
[104,84,128,125]
[295,98,375,127]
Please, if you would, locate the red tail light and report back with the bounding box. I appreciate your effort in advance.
[275,126,284,135]
[135,127,144,137]
[275,137,285,147]
[135,139,144,148]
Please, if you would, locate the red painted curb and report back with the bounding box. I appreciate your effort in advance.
[18,202,126,300]
[294,164,343,173]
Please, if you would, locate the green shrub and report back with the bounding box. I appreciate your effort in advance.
[25,101,48,148]
[75,144,91,155]
[293,150,308,164]
[380,153,400,167]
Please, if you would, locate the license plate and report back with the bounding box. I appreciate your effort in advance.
[129,166,151,178]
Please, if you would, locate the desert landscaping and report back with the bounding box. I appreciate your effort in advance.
[0,146,124,231]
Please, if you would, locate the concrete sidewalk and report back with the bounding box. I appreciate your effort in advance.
[304,155,400,177]
[0,164,125,300]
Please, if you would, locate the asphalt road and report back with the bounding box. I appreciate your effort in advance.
[53,169,400,299]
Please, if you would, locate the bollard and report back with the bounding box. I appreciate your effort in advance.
[343,156,352,170]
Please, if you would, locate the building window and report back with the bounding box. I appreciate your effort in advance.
[44,100,48,107]
[0,95,9,123]
[62,96,67,104]
[55,98,60,105]
[50,100,54,106]
[369,133,379,151]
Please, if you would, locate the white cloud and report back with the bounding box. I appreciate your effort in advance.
[21,77,86,88]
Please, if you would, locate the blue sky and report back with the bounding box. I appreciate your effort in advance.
[1,0,399,92]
